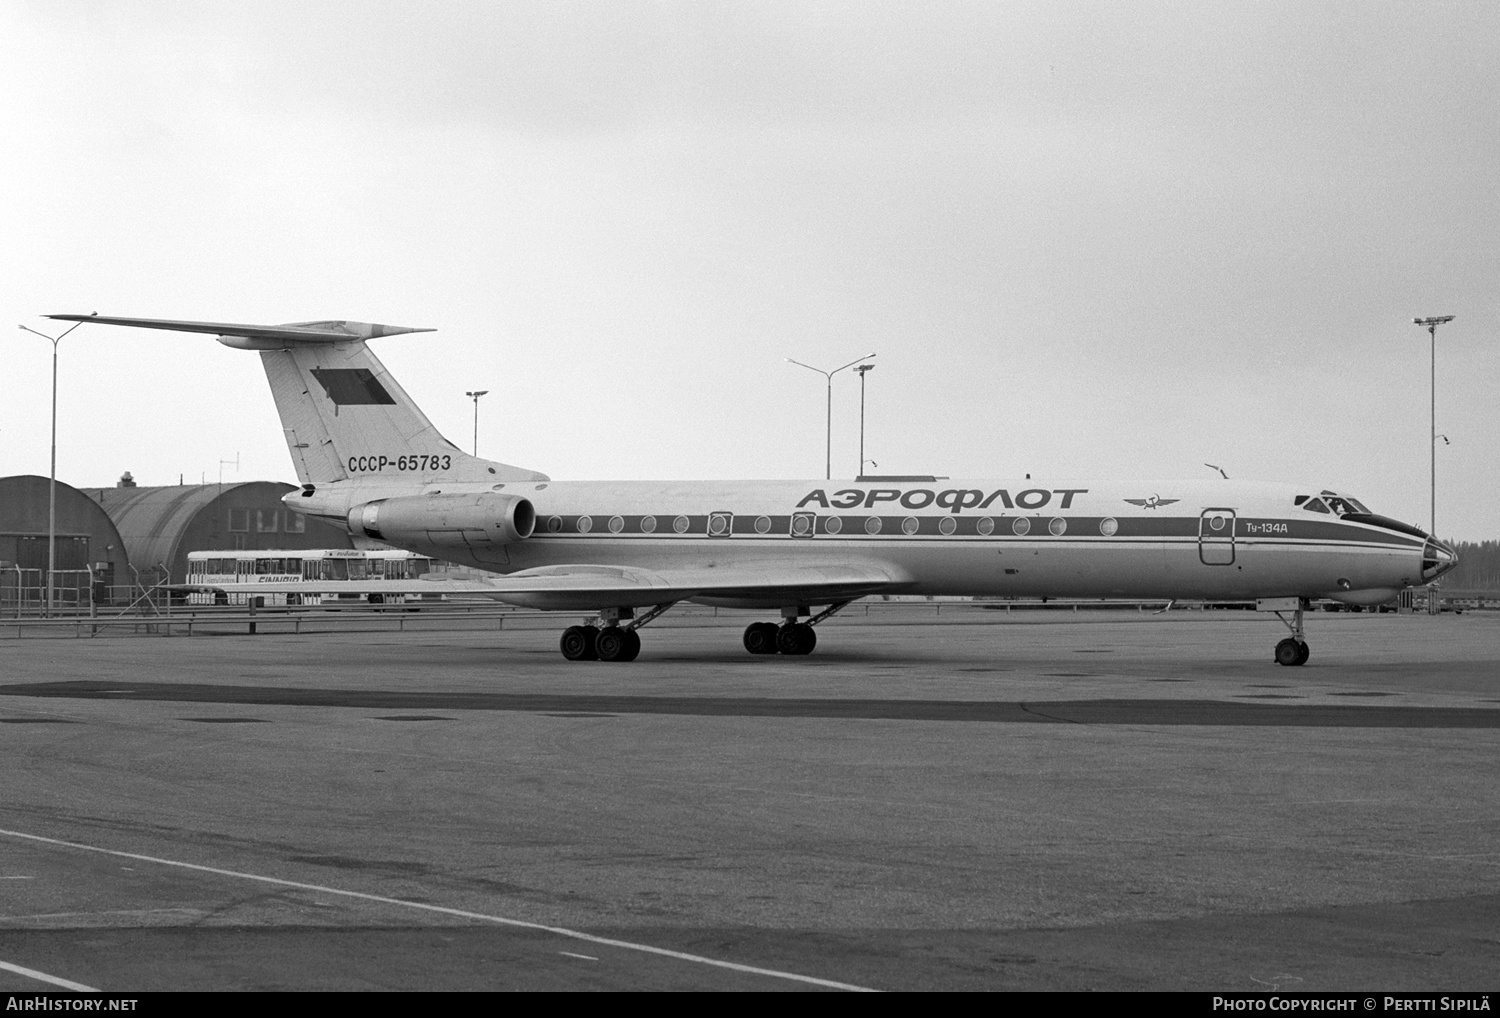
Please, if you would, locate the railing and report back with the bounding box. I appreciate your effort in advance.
[1,578,165,615]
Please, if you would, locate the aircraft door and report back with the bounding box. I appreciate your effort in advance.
[1199,508,1236,565]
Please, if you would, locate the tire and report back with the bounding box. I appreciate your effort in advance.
[1274,638,1303,666]
[595,627,629,662]
[777,622,817,656]
[560,626,598,661]
[1295,640,1310,666]
[743,623,778,655]
[619,628,641,662]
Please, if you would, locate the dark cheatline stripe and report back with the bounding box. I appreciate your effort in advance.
[529,512,1418,546]
[2,682,1496,728]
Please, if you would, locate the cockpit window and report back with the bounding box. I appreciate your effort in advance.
[1309,490,1371,516]
[1325,496,1369,515]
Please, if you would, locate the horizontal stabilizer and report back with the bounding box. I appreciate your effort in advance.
[46,315,433,345]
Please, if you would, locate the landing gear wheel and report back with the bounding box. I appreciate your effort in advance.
[776,622,817,656]
[560,626,598,661]
[1295,640,1310,666]
[1274,638,1306,667]
[743,622,779,655]
[595,626,637,662]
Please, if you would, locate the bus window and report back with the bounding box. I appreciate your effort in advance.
[370,559,386,576]
[346,559,367,580]
[287,558,302,575]
[411,558,430,577]
[323,559,348,581]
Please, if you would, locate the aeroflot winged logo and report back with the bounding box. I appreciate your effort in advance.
[1123,495,1179,510]
[797,487,1087,512]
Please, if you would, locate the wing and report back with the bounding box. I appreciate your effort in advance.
[475,560,912,610]
[200,561,912,611]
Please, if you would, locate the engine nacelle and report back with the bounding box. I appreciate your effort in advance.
[348,492,535,549]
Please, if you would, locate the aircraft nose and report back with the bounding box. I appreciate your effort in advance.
[1421,536,1459,582]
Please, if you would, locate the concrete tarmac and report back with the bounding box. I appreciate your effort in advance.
[1,608,1497,991]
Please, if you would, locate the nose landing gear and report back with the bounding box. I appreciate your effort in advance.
[1260,597,1311,666]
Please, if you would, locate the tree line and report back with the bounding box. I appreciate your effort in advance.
[1447,541,1500,591]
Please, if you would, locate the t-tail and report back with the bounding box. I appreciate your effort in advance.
[46,315,548,486]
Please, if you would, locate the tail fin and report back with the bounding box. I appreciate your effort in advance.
[46,315,548,485]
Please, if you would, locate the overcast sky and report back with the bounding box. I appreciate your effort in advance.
[2,1,1496,539]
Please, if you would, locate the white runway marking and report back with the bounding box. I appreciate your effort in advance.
[0,959,99,992]
[559,952,599,961]
[0,827,875,992]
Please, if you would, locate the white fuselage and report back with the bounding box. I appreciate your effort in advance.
[288,476,1439,608]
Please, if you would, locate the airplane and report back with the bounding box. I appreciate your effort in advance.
[47,314,1459,665]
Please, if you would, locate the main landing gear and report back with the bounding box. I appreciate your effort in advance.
[1268,599,1311,667]
[743,602,851,657]
[559,603,675,663]
[743,621,815,655]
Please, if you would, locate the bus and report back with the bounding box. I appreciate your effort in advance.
[185,548,435,605]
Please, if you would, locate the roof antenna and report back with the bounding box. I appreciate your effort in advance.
[1204,463,1228,479]
[219,452,239,494]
